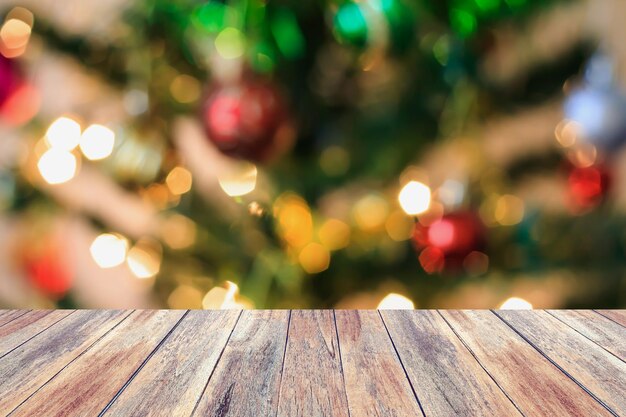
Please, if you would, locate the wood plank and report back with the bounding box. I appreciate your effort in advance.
[381,310,521,417]
[102,310,240,416]
[277,310,349,417]
[0,310,29,327]
[193,310,290,417]
[497,310,626,415]
[0,310,128,414]
[547,310,626,360]
[335,310,424,417]
[9,310,186,417]
[595,310,626,328]
[441,310,613,417]
[0,310,74,357]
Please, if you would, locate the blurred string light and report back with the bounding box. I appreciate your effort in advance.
[377,293,414,309]
[166,166,193,195]
[202,281,251,309]
[0,7,33,58]
[37,148,77,185]
[353,193,388,231]
[215,27,246,59]
[398,180,431,215]
[160,214,196,250]
[499,297,533,309]
[217,162,257,197]
[89,233,128,268]
[299,242,330,274]
[318,218,350,251]
[45,116,81,151]
[79,124,115,161]
[127,239,162,279]
[274,193,313,248]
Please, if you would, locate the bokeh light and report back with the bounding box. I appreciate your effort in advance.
[79,124,115,161]
[89,233,128,268]
[127,240,162,279]
[499,297,533,309]
[377,293,415,309]
[217,162,257,197]
[46,117,81,151]
[398,181,431,215]
[37,148,78,185]
[166,166,193,195]
[299,242,331,274]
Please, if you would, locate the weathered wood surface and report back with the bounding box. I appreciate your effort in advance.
[335,310,424,417]
[547,310,626,360]
[0,309,624,417]
[380,310,521,416]
[441,310,614,417]
[496,310,626,415]
[192,310,290,417]
[277,310,349,417]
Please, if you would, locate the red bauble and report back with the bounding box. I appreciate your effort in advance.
[568,165,611,210]
[201,80,293,161]
[23,246,73,299]
[0,55,20,107]
[412,211,486,273]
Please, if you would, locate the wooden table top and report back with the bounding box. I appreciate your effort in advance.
[0,309,624,416]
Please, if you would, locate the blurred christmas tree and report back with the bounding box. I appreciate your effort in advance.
[0,0,625,309]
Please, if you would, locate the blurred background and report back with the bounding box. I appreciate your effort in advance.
[0,0,625,309]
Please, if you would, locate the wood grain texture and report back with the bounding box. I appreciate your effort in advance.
[277,310,349,417]
[193,310,290,417]
[0,310,128,414]
[0,310,73,357]
[0,310,29,327]
[335,310,424,417]
[595,310,626,327]
[441,310,613,417]
[102,310,240,417]
[381,310,521,417]
[547,310,626,360]
[10,310,185,417]
[497,310,626,415]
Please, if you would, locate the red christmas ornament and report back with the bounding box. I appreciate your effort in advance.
[0,55,21,107]
[23,246,73,299]
[201,79,293,161]
[568,165,611,210]
[412,211,486,273]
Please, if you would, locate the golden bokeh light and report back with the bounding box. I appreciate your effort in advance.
[567,143,597,168]
[299,242,331,274]
[275,193,313,248]
[499,297,533,310]
[0,19,31,50]
[170,74,201,104]
[217,162,257,197]
[89,233,128,268]
[46,116,81,151]
[377,293,415,309]
[37,148,78,185]
[318,218,350,250]
[160,214,196,249]
[79,124,115,161]
[398,181,431,215]
[203,281,251,309]
[353,193,388,232]
[215,27,246,60]
[166,166,193,195]
[385,209,414,241]
[494,194,525,226]
[127,240,162,279]
[168,285,203,309]
[554,119,581,148]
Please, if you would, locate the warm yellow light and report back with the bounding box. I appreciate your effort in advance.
[218,162,257,197]
[127,243,161,279]
[378,293,415,309]
[37,148,77,185]
[385,210,414,241]
[353,193,388,231]
[555,120,581,148]
[499,297,533,310]
[79,124,115,160]
[46,117,82,151]
[398,181,431,215]
[89,233,128,268]
[318,219,350,251]
[160,214,196,249]
[215,27,246,60]
[494,194,525,226]
[0,18,31,49]
[275,193,313,248]
[168,285,204,309]
[203,281,244,309]
[166,166,193,195]
[170,74,201,104]
[298,242,330,274]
